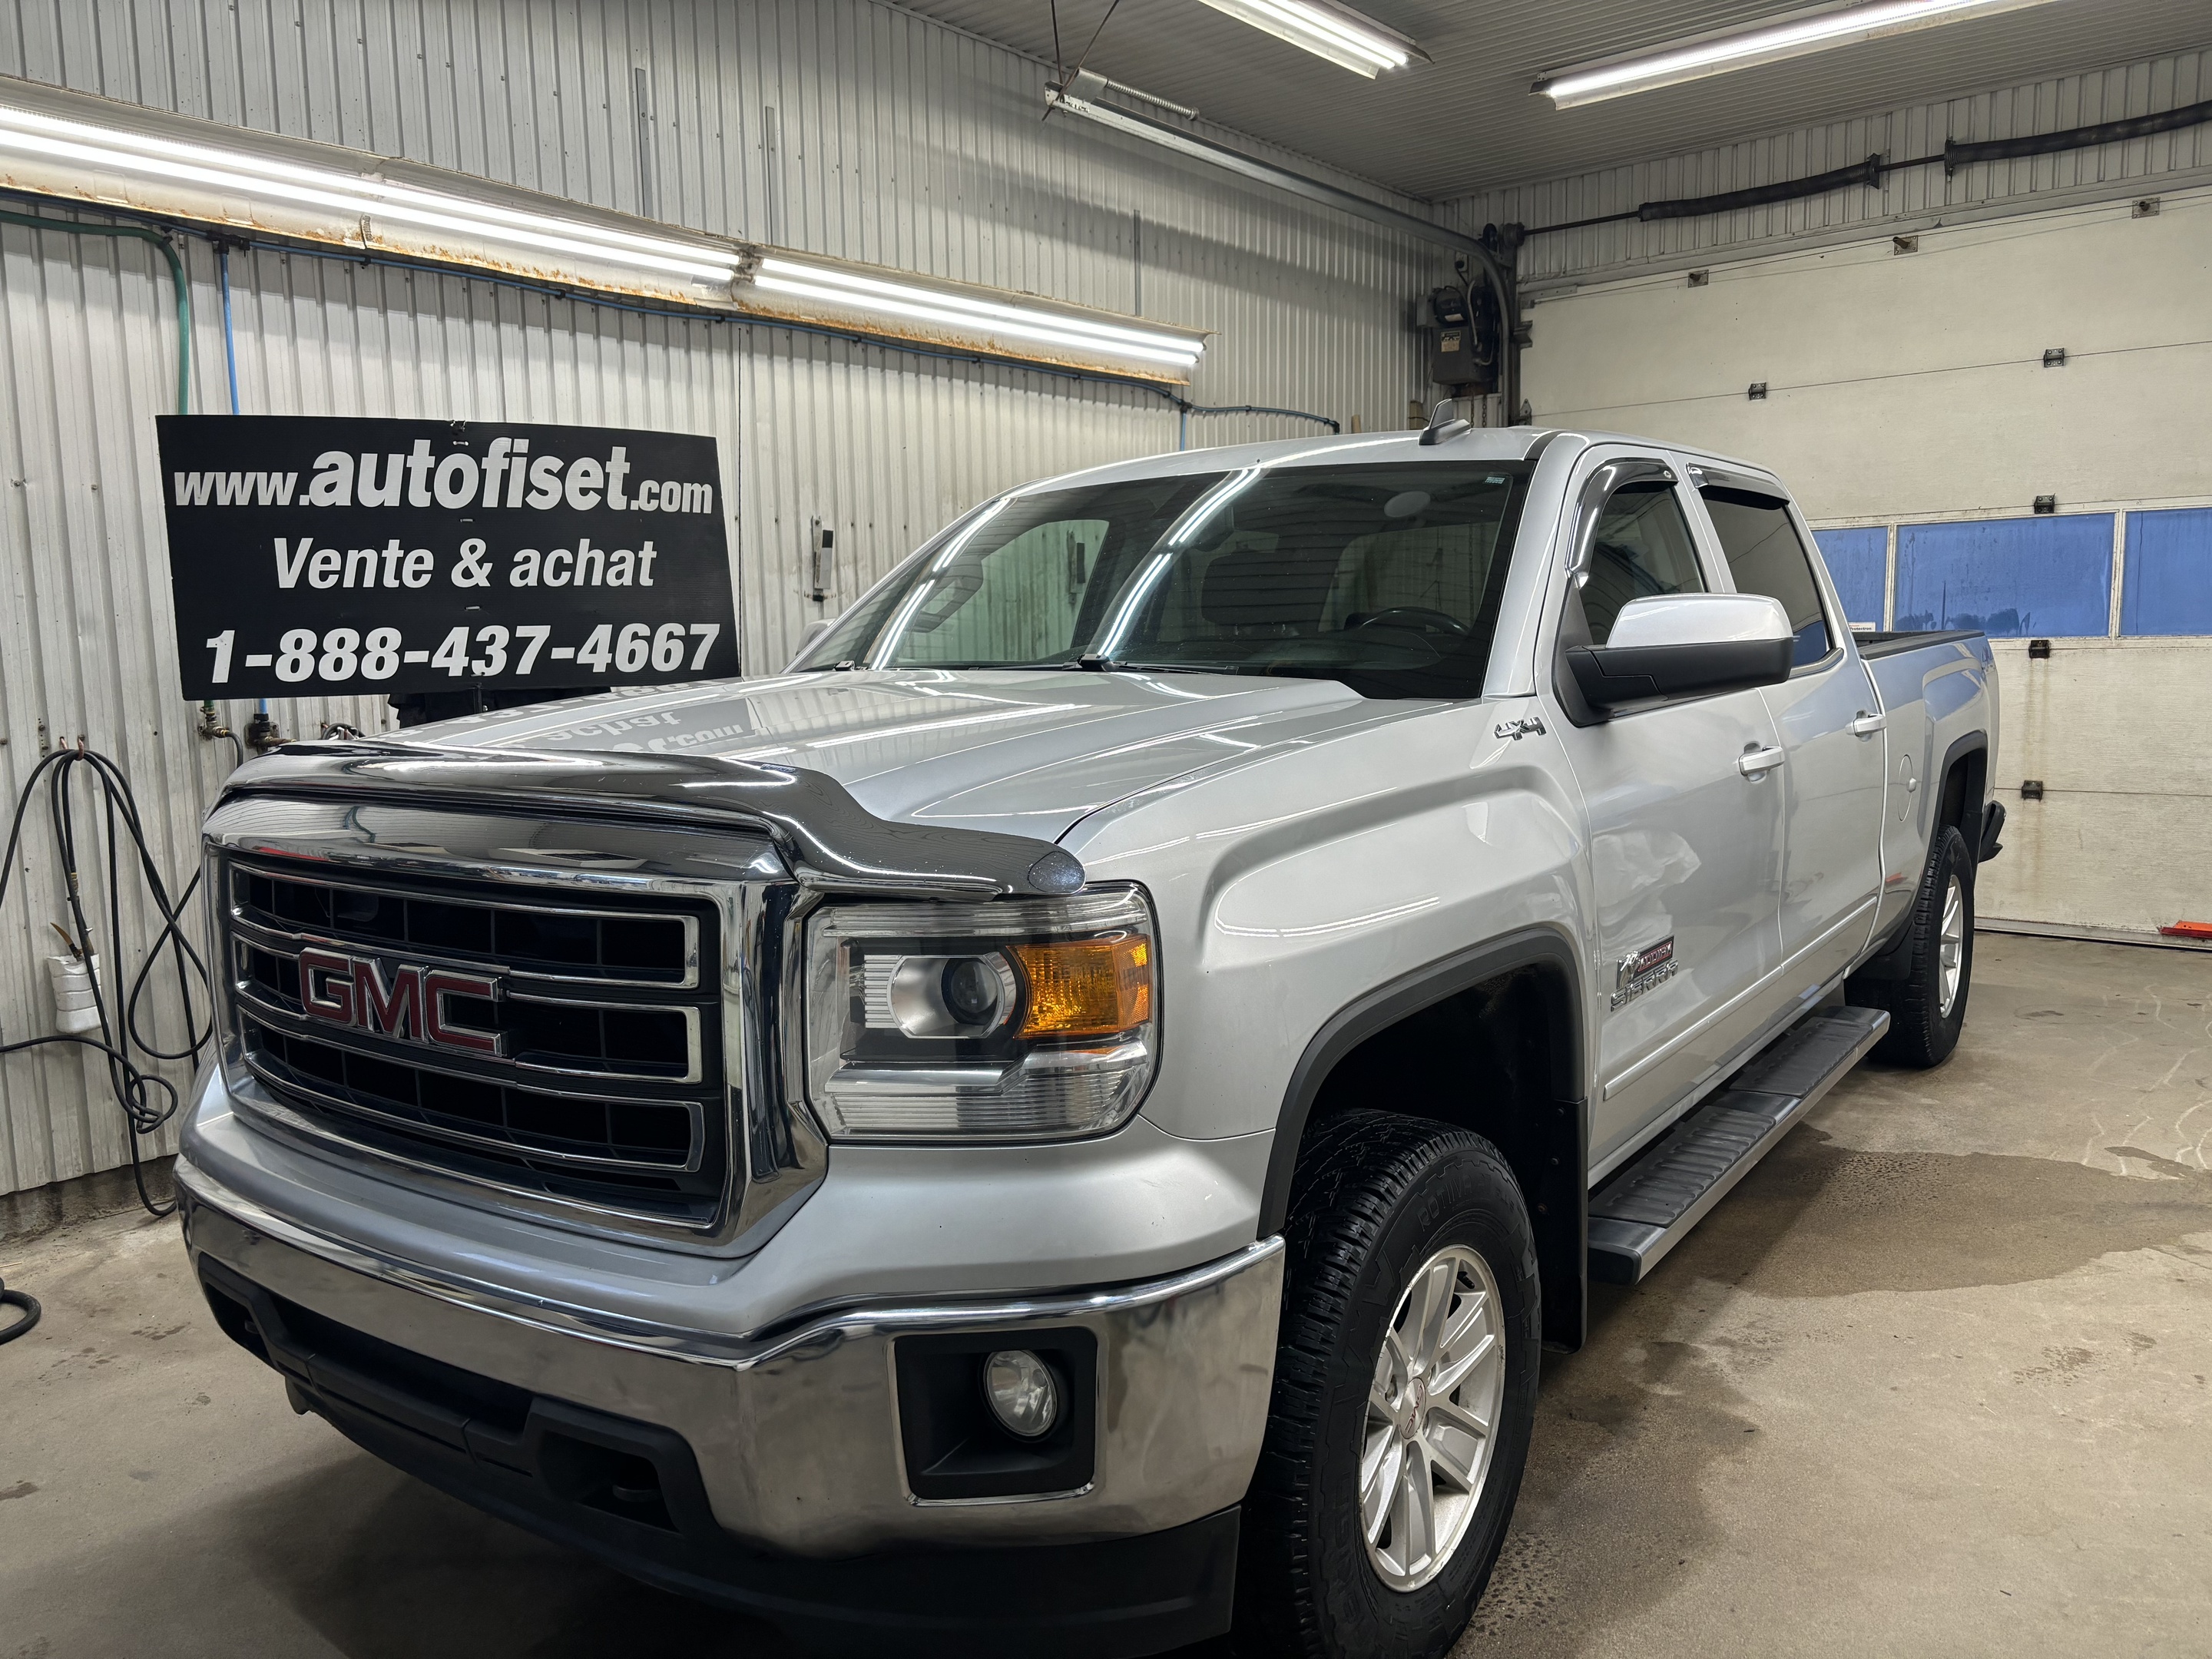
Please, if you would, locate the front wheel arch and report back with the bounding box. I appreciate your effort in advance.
[1263,928,1589,1353]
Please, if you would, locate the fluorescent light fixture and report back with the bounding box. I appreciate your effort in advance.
[737,254,1209,382]
[1536,0,2068,108]
[0,74,1205,382]
[0,75,737,295]
[1193,0,1426,78]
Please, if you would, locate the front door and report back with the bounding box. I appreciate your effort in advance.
[1543,460,1788,1171]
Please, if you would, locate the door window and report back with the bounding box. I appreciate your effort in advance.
[1701,487,1833,666]
[1582,482,1707,644]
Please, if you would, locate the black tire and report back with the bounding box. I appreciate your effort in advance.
[1237,1111,1541,1659]
[1853,823,1975,1068]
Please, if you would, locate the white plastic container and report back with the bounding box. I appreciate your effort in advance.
[45,952,104,1035]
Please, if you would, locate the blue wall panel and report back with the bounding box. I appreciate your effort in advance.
[2121,508,2212,636]
[1895,515,2113,637]
[1812,528,1888,627]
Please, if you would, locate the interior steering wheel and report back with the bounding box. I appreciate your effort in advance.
[1348,606,1472,638]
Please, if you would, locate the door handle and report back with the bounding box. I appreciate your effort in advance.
[1849,710,1886,737]
[1738,744,1786,777]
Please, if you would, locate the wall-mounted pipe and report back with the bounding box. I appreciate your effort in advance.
[0,206,190,413]
[1638,154,1883,220]
[1046,89,1528,422]
[1531,100,2212,237]
[1942,97,2212,173]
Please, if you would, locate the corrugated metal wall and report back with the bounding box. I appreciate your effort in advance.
[1445,46,2210,289]
[0,0,1439,1195]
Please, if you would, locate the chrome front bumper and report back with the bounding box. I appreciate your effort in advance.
[177,1154,1283,1558]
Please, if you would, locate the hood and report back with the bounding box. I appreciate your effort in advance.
[409,670,1412,842]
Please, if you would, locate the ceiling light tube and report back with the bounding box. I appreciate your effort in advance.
[1193,0,1426,78]
[0,116,737,280]
[0,75,740,297]
[757,257,1204,359]
[1536,0,2068,108]
[0,73,1206,382]
[750,271,1200,368]
[737,255,1209,382]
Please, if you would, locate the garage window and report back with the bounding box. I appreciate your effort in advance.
[1895,515,2114,638]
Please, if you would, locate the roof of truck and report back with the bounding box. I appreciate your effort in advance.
[1024,425,1786,495]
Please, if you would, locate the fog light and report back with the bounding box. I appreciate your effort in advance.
[982,1349,1059,1439]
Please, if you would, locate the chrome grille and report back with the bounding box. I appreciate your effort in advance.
[222,856,727,1227]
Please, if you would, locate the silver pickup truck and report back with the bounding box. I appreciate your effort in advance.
[177,422,1999,1658]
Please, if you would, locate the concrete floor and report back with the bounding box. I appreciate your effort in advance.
[4,932,2210,1657]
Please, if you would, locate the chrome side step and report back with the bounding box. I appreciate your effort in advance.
[1587,1004,1889,1285]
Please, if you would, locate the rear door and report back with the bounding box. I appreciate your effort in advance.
[1690,470,1886,992]
[1542,453,1787,1171]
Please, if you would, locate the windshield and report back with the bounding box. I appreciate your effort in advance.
[793,462,1530,698]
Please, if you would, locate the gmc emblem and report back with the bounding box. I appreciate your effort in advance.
[297,949,505,1056]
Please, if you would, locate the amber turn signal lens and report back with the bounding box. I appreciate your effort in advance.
[1011,934,1152,1038]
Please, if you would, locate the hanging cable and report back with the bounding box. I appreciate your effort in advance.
[0,205,190,413]
[0,747,218,1220]
[217,240,242,414]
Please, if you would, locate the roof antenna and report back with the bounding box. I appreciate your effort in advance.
[1419,396,1470,447]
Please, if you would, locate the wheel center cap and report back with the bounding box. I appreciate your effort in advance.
[1404,1378,1428,1436]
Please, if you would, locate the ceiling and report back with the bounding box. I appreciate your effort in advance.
[898,0,2212,200]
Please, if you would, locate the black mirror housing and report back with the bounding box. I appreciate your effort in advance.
[1565,636,1795,708]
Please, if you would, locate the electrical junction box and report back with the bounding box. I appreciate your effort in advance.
[1427,286,1498,393]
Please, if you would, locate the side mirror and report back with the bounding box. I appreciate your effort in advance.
[1566,593,1793,708]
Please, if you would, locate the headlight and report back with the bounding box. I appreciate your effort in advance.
[802,886,1157,1141]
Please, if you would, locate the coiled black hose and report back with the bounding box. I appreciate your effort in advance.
[0,1276,39,1343]
[0,745,217,1222]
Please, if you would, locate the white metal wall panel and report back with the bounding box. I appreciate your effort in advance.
[0,0,1435,1194]
[1444,47,2211,288]
[0,227,393,1197]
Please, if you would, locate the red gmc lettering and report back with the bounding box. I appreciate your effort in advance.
[425,968,502,1055]
[298,947,356,1025]
[297,952,502,1055]
[356,959,422,1040]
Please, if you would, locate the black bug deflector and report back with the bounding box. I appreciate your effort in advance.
[224,740,1087,899]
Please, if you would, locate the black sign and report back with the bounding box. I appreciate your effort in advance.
[157,416,737,700]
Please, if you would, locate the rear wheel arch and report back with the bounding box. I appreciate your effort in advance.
[1262,927,1591,1353]
[1934,730,1989,853]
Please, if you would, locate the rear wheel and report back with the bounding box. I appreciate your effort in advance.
[1237,1111,1540,1659]
[1855,823,1975,1068]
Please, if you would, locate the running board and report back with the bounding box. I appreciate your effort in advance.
[1587,1004,1889,1285]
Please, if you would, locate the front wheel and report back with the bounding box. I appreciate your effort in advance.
[1237,1111,1541,1659]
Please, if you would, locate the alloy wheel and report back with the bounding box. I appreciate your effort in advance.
[1359,1243,1507,1591]
[1938,873,1966,1018]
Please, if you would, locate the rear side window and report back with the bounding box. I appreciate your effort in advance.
[1582,482,1706,645]
[1702,487,1833,665]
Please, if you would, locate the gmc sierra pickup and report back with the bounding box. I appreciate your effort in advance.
[178,420,1999,1657]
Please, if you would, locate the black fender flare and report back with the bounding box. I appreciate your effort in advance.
[1260,925,1591,1350]
[1860,728,1989,976]
[1936,729,1992,853]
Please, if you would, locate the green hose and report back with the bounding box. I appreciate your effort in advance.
[0,206,191,414]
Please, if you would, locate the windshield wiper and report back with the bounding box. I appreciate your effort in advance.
[1091,661,1254,676]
